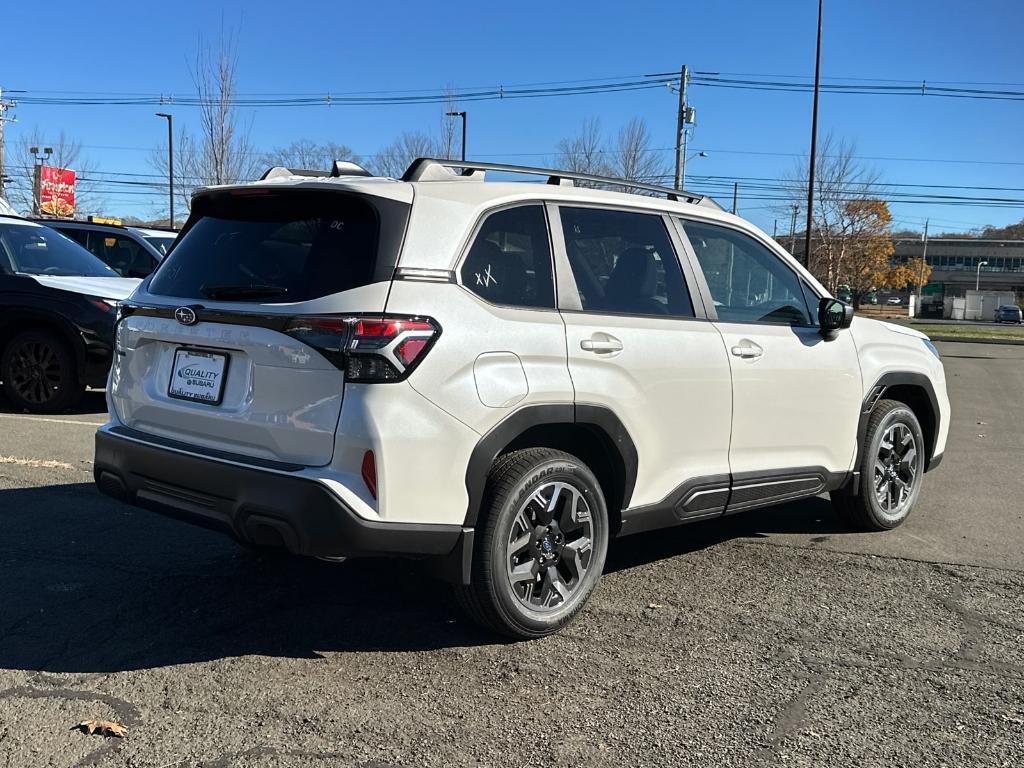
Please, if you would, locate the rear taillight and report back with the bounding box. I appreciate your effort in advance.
[283,314,440,383]
[86,296,117,313]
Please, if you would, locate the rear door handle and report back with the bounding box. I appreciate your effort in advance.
[730,342,763,359]
[581,335,623,353]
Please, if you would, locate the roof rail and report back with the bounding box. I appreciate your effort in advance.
[259,160,372,181]
[402,158,719,208]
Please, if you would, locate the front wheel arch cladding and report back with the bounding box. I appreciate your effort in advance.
[856,372,940,473]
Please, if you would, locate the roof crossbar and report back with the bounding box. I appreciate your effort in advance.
[402,157,716,207]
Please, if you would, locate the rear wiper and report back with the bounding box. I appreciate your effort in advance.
[200,284,290,300]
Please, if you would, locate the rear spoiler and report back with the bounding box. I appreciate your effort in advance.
[259,161,372,181]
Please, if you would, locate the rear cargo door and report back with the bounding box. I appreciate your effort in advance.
[109,187,410,466]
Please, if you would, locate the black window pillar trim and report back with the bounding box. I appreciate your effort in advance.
[669,216,720,322]
[462,403,638,528]
[857,371,942,472]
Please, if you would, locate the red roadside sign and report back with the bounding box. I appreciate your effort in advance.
[36,165,76,216]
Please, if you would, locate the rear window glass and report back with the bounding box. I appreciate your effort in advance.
[148,192,402,302]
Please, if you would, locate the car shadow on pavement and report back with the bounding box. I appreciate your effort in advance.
[0,389,108,416]
[0,482,850,673]
[605,495,848,574]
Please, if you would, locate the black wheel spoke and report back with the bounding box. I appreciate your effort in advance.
[5,338,68,405]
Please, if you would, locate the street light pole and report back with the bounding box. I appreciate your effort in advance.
[802,0,824,267]
[976,260,988,292]
[156,113,174,228]
[29,145,52,216]
[446,111,467,161]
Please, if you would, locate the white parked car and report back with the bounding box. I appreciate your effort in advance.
[94,159,951,638]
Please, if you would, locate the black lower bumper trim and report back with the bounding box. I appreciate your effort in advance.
[94,428,463,559]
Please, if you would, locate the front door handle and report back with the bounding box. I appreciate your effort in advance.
[581,334,623,353]
[730,342,763,359]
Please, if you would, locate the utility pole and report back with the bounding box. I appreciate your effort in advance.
[0,87,16,201]
[803,0,824,268]
[772,220,778,239]
[732,182,738,214]
[673,65,690,191]
[789,203,799,255]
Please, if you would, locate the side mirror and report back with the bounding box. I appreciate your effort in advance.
[819,297,854,338]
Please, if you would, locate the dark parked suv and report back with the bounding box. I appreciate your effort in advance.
[0,215,140,411]
[34,218,176,278]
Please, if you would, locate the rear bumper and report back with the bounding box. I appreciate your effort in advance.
[93,426,464,559]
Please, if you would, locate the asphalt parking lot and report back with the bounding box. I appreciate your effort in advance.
[1,341,1022,768]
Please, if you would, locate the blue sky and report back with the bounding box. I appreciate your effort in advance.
[3,0,1022,234]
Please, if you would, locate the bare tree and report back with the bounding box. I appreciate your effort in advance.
[784,134,888,293]
[8,127,101,215]
[261,139,360,171]
[439,86,460,161]
[606,117,667,191]
[151,28,260,215]
[555,117,667,191]
[555,117,608,181]
[369,131,439,178]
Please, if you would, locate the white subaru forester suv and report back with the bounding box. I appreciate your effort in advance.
[95,159,950,639]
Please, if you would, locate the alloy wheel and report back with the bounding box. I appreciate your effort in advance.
[8,340,63,405]
[505,481,595,612]
[873,422,918,517]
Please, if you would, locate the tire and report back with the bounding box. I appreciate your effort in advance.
[454,447,609,639]
[1,330,84,413]
[831,399,926,531]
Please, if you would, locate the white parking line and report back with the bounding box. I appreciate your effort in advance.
[0,413,104,427]
[0,455,76,470]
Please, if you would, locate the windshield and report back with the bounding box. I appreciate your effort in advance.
[0,223,118,277]
[143,235,176,256]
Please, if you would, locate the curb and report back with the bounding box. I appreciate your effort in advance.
[926,336,1024,346]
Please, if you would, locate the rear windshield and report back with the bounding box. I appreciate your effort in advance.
[148,191,407,302]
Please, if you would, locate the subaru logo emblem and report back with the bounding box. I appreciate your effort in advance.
[174,306,198,326]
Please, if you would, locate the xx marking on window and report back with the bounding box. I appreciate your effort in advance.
[476,264,497,288]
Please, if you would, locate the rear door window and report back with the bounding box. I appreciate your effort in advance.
[86,232,154,277]
[57,227,89,247]
[149,191,406,302]
[559,206,694,318]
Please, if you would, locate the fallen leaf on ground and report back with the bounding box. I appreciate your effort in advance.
[76,719,128,738]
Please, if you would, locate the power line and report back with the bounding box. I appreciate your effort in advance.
[9,71,1024,110]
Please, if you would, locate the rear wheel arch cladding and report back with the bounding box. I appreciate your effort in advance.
[462,404,637,532]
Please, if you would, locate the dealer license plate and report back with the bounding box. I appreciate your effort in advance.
[168,349,228,405]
